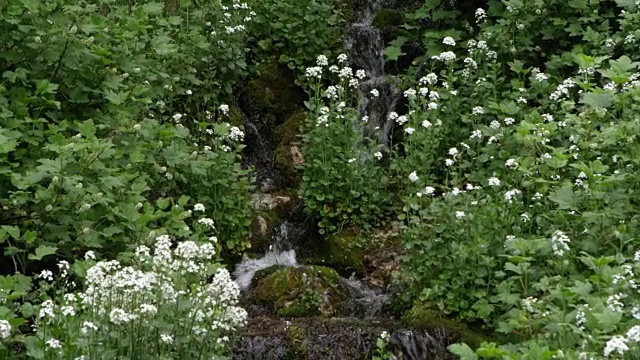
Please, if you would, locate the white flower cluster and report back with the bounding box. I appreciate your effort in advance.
[549,78,576,101]
[550,230,570,256]
[34,235,247,353]
[0,320,11,340]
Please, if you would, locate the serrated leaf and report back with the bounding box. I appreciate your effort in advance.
[384,45,405,62]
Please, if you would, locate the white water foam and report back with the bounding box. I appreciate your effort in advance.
[233,249,298,290]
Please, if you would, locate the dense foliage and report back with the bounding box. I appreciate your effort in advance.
[4,0,640,358]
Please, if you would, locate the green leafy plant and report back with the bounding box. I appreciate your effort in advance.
[248,0,344,85]
[299,55,391,235]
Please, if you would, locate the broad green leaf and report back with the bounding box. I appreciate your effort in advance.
[448,343,478,360]
[28,245,58,261]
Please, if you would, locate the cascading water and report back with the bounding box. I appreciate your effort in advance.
[345,0,401,147]
[233,0,473,357]
[233,222,299,290]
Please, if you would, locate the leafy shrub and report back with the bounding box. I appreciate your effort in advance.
[300,55,391,234]
[0,0,254,271]
[393,1,640,358]
[248,0,344,84]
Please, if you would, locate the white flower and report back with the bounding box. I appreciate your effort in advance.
[504,117,515,125]
[337,53,348,63]
[305,66,322,79]
[408,172,419,183]
[194,203,206,212]
[504,189,522,203]
[160,333,174,344]
[421,120,432,128]
[46,338,62,349]
[185,90,192,95]
[550,230,570,256]
[505,158,518,168]
[604,336,629,357]
[470,129,483,139]
[197,218,215,229]
[448,147,459,156]
[475,8,486,23]
[488,177,500,187]
[442,37,456,46]
[109,308,136,325]
[472,106,484,115]
[355,69,366,79]
[627,325,640,343]
[445,159,455,167]
[84,251,96,261]
[489,120,500,129]
[81,321,98,335]
[0,320,11,340]
[316,55,328,66]
[455,211,465,219]
[404,89,417,99]
[432,51,456,63]
[396,116,408,125]
[219,104,229,115]
[61,305,75,316]
[39,270,54,281]
[370,89,379,97]
[374,151,383,160]
[404,127,415,135]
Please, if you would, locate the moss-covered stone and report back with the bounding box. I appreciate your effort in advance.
[325,231,365,275]
[246,61,304,116]
[273,109,305,185]
[403,301,486,349]
[252,265,347,317]
[372,9,405,28]
[228,105,245,127]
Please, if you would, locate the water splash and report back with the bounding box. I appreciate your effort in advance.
[341,277,391,318]
[233,249,298,290]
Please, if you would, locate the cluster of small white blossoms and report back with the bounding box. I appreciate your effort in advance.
[0,320,11,340]
[308,54,367,127]
[550,230,570,256]
[35,229,246,351]
[549,78,576,101]
[603,324,640,359]
[216,1,253,35]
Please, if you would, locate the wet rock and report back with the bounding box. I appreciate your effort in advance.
[233,316,461,360]
[403,302,486,350]
[251,194,292,211]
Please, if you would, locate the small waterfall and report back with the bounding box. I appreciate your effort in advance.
[233,222,300,290]
[341,277,390,318]
[345,0,401,147]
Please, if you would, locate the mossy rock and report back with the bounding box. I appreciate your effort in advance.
[339,0,369,22]
[372,9,405,29]
[320,231,366,276]
[273,109,305,184]
[252,265,347,317]
[402,301,487,349]
[228,105,245,127]
[246,61,304,116]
